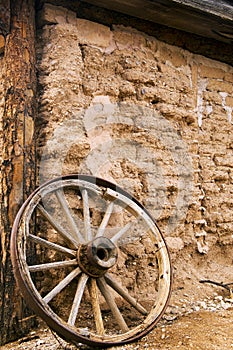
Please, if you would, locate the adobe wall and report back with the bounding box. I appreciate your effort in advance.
[0,3,232,297]
[36,2,233,244]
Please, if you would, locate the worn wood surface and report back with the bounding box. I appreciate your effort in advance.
[0,0,37,345]
[83,0,233,43]
[0,0,10,36]
[0,0,10,53]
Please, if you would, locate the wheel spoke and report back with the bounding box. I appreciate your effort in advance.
[43,267,82,304]
[110,222,133,244]
[55,190,85,243]
[28,234,76,257]
[28,259,77,272]
[68,273,89,326]
[105,274,148,315]
[88,278,105,335]
[96,202,114,238]
[81,190,92,241]
[38,204,79,248]
[12,176,172,346]
[97,277,129,333]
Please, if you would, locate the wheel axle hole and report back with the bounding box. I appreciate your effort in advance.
[97,247,108,261]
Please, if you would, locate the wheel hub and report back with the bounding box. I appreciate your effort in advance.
[77,237,118,277]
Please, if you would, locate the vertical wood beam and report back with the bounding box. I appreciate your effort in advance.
[0,0,37,344]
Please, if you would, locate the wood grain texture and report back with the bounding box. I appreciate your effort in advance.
[0,0,37,345]
[83,0,233,43]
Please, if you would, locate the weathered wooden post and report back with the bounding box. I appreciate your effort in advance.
[0,0,37,344]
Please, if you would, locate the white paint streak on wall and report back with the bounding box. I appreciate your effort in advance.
[206,104,213,116]
[220,92,232,123]
[196,78,208,127]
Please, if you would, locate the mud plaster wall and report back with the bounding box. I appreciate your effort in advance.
[35,4,233,255]
[1,4,233,272]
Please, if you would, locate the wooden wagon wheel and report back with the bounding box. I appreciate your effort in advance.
[11,174,172,347]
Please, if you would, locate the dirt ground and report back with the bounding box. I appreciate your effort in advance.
[1,267,233,350]
[1,308,232,350]
[1,247,233,350]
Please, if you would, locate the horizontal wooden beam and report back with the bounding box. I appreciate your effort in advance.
[83,0,233,43]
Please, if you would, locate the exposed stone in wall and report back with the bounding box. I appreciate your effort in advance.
[37,3,77,27]
[36,4,233,258]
